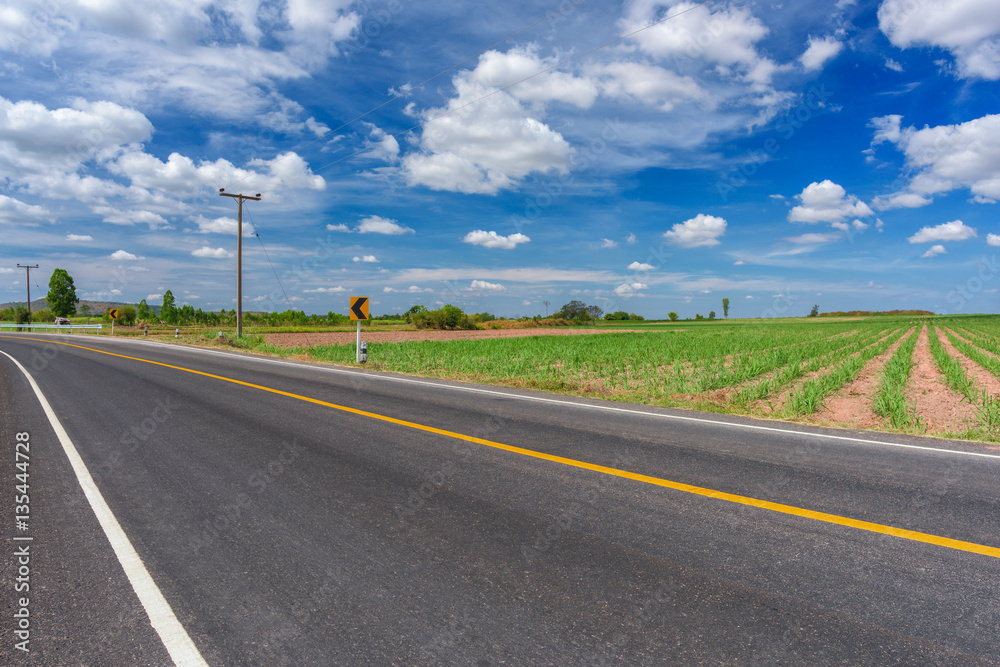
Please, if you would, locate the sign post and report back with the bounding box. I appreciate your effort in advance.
[349,297,369,363]
[109,308,118,334]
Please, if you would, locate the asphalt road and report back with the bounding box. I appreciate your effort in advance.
[1,332,999,665]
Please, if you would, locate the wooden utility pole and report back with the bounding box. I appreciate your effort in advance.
[219,189,261,338]
[16,264,39,322]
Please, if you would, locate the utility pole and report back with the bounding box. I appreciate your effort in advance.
[17,264,39,322]
[219,189,261,338]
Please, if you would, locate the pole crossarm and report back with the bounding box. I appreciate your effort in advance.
[219,189,261,339]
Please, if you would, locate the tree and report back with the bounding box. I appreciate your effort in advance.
[557,300,588,320]
[668,312,678,322]
[404,304,426,323]
[137,299,150,321]
[118,305,137,326]
[584,304,604,322]
[80,303,91,317]
[695,313,704,320]
[722,298,730,319]
[809,304,820,317]
[162,290,176,323]
[708,311,716,319]
[46,268,78,317]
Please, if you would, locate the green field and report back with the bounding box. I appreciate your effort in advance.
[173,314,1000,442]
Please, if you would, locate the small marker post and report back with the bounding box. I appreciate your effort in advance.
[350,296,369,364]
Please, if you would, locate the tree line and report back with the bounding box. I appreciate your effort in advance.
[3,267,753,326]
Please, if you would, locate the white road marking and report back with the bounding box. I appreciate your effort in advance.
[0,349,208,667]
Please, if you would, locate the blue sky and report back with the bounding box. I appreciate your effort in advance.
[1,0,999,318]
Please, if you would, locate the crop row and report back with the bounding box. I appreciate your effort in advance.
[728,327,901,408]
[781,326,912,417]
[684,325,894,395]
[872,327,921,429]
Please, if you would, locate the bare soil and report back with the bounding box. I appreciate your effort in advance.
[905,326,976,433]
[822,327,917,430]
[263,327,636,348]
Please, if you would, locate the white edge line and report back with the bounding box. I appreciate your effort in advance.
[10,334,1000,462]
[0,349,208,667]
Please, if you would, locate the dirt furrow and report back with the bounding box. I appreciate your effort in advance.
[905,326,976,433]
[822,327,917,429]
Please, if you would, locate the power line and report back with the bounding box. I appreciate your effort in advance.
[221,0,589,191]
[243,202,293,311]
[309,0,713,174]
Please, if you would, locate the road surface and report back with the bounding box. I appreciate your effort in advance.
[1,333,998,665]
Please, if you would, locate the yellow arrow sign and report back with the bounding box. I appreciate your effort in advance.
[350,297,369,321]
[109,308,119,320]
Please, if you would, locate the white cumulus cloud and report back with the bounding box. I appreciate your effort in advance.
[788,180,873,224]
[921,244,947,258]
[800,36,843,71]
[399,46,593,195]
[463,230,531,249]
[869,114,1000,203]
[663,214,726,248]
[614,282,648,296]
[191,247,232,258]
[65,234,93,241]
[352,255,378,263]
[879,0,1000,79]
[628,261,655,271]
[109,250,144,260]
[357,215,414,235]
[191,215,254,236]
[469,280,505,292]
[907,219,977,243]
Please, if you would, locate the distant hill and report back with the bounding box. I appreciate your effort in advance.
[818,310,935,317]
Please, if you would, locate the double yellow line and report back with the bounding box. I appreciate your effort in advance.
[7,335,1000,560]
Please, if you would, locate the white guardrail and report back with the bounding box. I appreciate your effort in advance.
[0,324,103,333]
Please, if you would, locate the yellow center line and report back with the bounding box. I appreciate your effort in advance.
[6,334,1000,560]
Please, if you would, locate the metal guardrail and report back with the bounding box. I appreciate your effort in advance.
[0,324,103,333]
